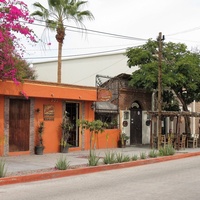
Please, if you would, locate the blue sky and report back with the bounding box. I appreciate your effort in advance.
[23,0,200,63]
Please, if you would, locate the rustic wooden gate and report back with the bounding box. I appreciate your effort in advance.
[130,108,142,144]
[9,99,30,152]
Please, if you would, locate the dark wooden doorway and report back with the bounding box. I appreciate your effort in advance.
[130,108,142,144]
[65,102,79,147]
[9,99,30,152]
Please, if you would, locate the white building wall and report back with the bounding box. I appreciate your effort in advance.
[142,111,151,144]
[32,52,135,87]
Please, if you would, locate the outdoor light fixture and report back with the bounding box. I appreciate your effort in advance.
[91,102,95,110]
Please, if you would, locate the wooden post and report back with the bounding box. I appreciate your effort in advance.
[157,32,163,149]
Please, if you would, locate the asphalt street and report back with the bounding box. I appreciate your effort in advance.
[1,155,200,200]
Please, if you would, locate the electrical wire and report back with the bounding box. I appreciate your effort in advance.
[166,26,200,36]
[24,44,144,60]
[72,57,127,84]
[26,18,148,41]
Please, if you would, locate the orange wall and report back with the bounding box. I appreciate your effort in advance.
[84,129,121,150]
[34,98,63,153]
[0,80,121,155]
[0,80,96,101]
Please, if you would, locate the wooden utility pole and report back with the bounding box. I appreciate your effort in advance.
[157,32,163,148]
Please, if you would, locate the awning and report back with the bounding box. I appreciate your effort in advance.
[95,102,118,113]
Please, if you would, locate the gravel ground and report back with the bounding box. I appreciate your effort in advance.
[5,164,89,177]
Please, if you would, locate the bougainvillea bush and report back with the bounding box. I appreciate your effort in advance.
[0,0,36,83]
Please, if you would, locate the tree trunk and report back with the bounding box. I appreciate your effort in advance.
[176,93,191,136]
[55,25,65,84]
[57,41,62,83]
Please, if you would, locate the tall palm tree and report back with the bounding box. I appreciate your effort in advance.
[31,0,94,83]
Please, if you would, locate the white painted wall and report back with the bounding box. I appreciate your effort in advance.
[142,111,151,144]
[32,52,135,87]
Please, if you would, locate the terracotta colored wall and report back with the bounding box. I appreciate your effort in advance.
[0,80,96,101]
[0,80,122,155]
[34,98,63,153]
[84,129,120,150]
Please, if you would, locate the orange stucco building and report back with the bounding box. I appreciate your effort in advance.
[0,80,120,156]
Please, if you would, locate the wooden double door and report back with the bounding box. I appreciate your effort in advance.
[9,99,30,152]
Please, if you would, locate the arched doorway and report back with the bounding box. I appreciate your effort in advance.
[130,102,142,144]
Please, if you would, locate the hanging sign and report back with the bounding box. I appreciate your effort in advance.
[97,88,112,102]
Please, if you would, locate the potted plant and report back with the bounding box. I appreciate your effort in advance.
[118,133,130,148]
[60,115,73,153]
[35,121,45,155]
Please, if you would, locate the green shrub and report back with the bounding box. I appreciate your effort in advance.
[115,153,131,163]
[103,151,116,164]
[123,155,131,162]
[88,151,100,166]
[115,152,124,163]
[0,159,7,178]
[55,155,70,170]
[140,152,147,159]
[131,154,138,161]
[159,144,175,156]
[148,149,158,158]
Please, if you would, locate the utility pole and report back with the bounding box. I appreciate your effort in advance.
[157,32,164,149]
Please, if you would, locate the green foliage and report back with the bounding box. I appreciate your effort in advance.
[14,57,37,80]
[88,151,100,166]
[123,155,131,162]
[140,152,147,159]
[121,133,130,141]
[126,40,200,106]
[103,151,116,164]
[126,40,200,133]
[78,119,108,156]
[131,154,138,161]
[148,149,158,158]
[115,153,131,163]
[159,145,175,156]
[0,159,7,178]
[78,119,108,134]
[55,155,70,170]
[115,152,124,163]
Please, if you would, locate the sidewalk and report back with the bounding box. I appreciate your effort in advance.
[1,146,200,186]
[5,146,153,174]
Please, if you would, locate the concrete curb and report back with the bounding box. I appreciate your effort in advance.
[1,151,200,186]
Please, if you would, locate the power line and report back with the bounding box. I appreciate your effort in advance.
[24,48,128,60]
[24,42,142,52]
[27,19,148,41]
[166,26,200,36]
[72,57,126,84]
[24,44,143,60]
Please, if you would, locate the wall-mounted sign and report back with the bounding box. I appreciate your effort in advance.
[44,105,55,121]
[97,88,112,102]
[123,121,128,127]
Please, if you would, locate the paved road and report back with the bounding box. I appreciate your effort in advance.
[1,156,200,200]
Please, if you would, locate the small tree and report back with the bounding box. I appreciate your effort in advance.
[78,120,107,156]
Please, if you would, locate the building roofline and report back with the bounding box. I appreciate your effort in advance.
[32,50,126,65]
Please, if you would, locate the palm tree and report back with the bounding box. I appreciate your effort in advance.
[31,0,94,83]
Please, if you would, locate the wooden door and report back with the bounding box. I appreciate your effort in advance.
[9,99,30,152]
[130,109,142,144]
